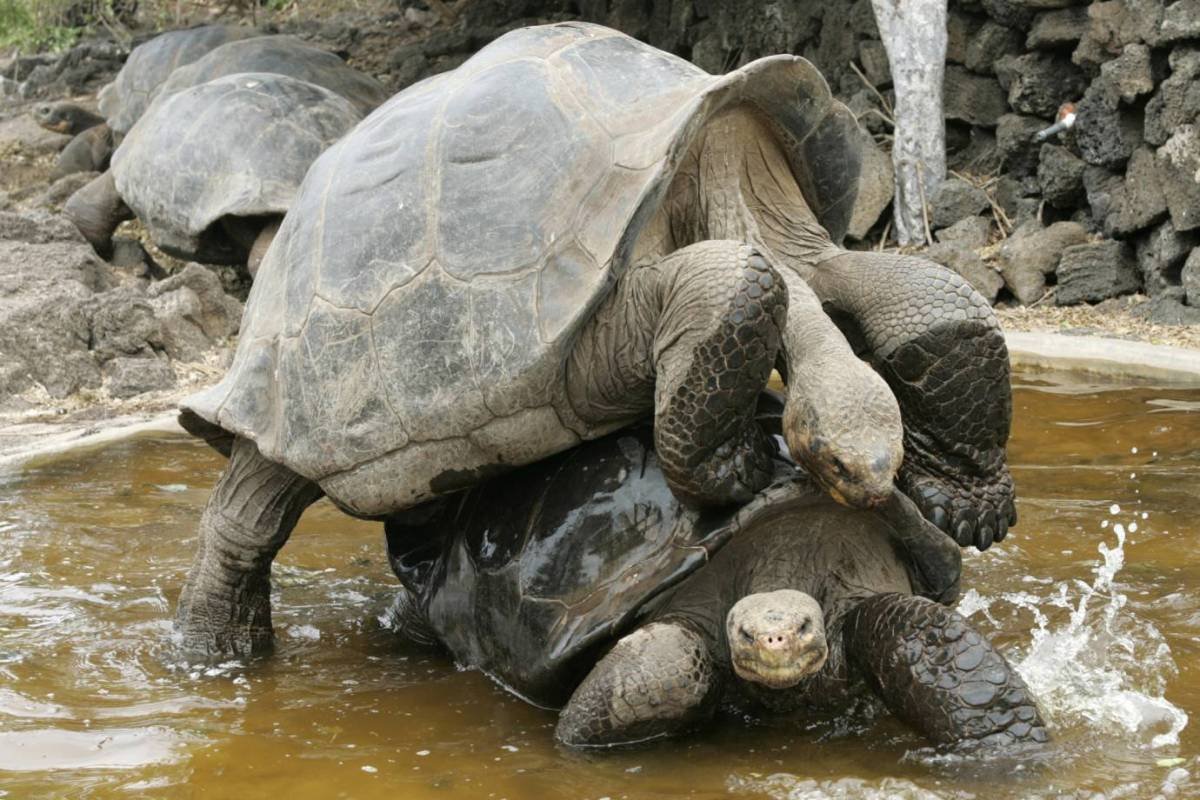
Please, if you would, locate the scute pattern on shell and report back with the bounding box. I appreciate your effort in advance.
[101,24,260,135]
[155,35,388,118]
[112,72,363,262]
[183,22,861,517]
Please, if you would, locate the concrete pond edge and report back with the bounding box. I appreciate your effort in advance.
[1,331,1199,474]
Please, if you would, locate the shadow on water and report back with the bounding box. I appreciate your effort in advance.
[0,369,1198,798]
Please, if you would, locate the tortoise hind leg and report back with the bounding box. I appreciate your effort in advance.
[556,621,720,747]
[175,436,323,661]
[844,593,1047,748]
[567,240,786,508]
[64,170,131,259]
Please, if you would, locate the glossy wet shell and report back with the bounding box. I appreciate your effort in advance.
[386,424,823,707]
[100,24,259,135]
[112,72,363,262]
[156,35,388,117]
[183,22,862,517]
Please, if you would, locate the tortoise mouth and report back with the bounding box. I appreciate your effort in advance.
[731,640,828,689]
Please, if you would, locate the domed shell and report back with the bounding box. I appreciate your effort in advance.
[156,35,388,118]
[183,22,862,517]
[385,421,819,707]
[101,24,259,135]
[112,72,363,263]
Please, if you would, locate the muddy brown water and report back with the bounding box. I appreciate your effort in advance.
[1,369,1198,799]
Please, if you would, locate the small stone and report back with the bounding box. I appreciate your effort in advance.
[1056,240,1141,305]
[1027,6,1090,49]
[1111,147,1167,236]
[929,177,990,230]
[104,356,176,399]
[1037,144,1086,208]
[966,22,1024,75]
[1144,49,1200,147]
[927,243,1004,302]
[1157,125,1200,232]
[998,220,1090,303]
[1098,43,1154,103]
[1183,248,1200,305]
[936,215,993,249]
[1132,286,1200,324]
[982,0,1035,29]
[1137,220,1198,295]
[944,65,1009,128]
[1004,53,1088,118]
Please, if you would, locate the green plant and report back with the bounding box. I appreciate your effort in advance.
[0,0,81,51]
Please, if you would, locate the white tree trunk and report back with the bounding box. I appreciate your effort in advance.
[871,0,948,245]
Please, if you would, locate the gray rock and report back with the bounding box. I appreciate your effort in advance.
[1182,248,1200,304]
[1056,240,1141,304]
[1075,79,1143,168]
[0,115,70,156]
[845,89,892,136]
[0,209,84,244]
[147,263,244,362]
[32,171,100,210]
[87,286,163,364]
[1083,165,1126,233]
[1027,6,1090,48]
[927,243,1004,302]
[1010,0,1088,6]
[857,40,891,87]
[1111,147,1167,236]
[982,0,1035,29]
[1144,49,1200,147]
[993,173,1043,227]
[966,22,1024,74]
[104,356,176,399]
[998,220,1090,303]
[948,126,1001,173]
[1073,0,1165,70]
[936,215,993,249]
[1132,286,1200,323]
[1159,0,1200,43]
[929,177,990,230]
[1004,53,1088,118]
[1098,43,1154,103]
[944,65,1009,127]
[846,132,894,240]
[947,8,983,64]
[996,113,1047,177]
[1037,143,1086,208]
[1137,220,1198,294]
[1158,125,1200,232]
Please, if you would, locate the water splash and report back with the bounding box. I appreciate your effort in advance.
[959,512,1188,749]
[727,773,951,799]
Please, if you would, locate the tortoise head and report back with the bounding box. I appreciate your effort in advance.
[781,368,902,510]
[33,103,73,134]
[726,589,827,689]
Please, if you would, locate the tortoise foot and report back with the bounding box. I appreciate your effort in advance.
[901,466,1016,551]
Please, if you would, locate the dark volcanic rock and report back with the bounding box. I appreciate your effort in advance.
[1004,53,1088,118]
[936,215,993,249]
[1111,147,1168,236]
[944,65,1009,127]
[929,177,990,230]
[1073,0,1165,71]
[1183,248,1200,305]
[1083,165,1126,234]
[1098,43,1154,103]
[1137,220,1198,295]
[1159,0,1200,44]
[1037,144,1086,208]
[1056,240,1141,304]
[1075,79,1143,168]
[982,0,1036,29]
[1133,286,1200,324]
[1158,126,1200,232]
[996,113,1047,177]
[966,22,1024,74]
[1144,49,1200,147]
[1027,6,1090,49]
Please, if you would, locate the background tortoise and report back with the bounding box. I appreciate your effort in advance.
[66,72,364,266]
[385,398,1045,749]
[31,102,113,178]
[174,22,1012,660]
[99,24,260,137]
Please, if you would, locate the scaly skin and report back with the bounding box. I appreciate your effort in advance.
[175,436,323,661]
[53,124,114,179]
[64,170,132,259]
[568,240,787,508]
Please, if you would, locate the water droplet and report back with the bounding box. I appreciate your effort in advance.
[1130,523,1139,533]
[416,750,430,756]
[1131,447,1139,454]
[1110,504,1121,515]
[361,765,377,774]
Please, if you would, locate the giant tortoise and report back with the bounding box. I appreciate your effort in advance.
[66,72,364,265]
[174,22,1015,660]
[99,24,260,136]
[385,396,1046,748]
